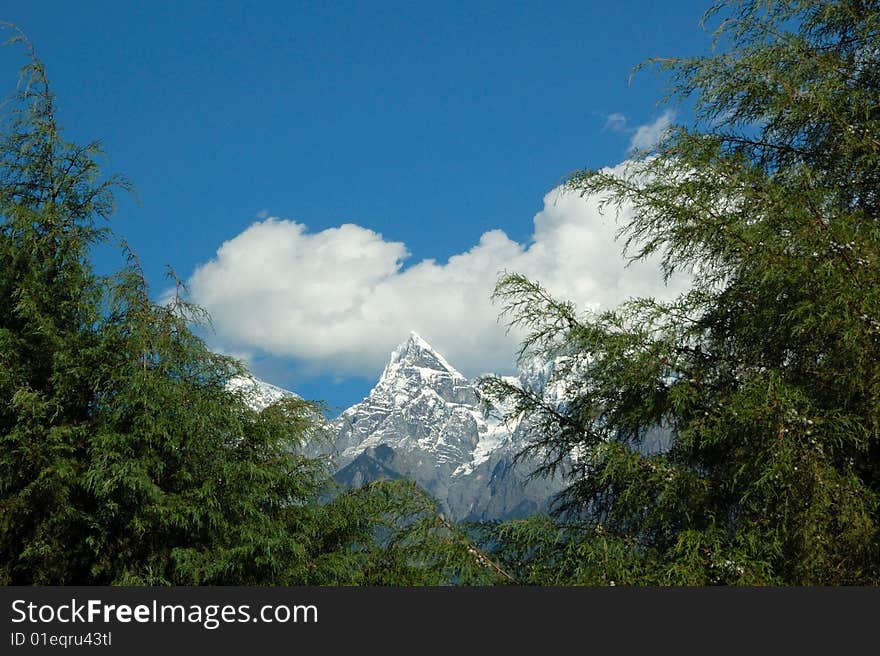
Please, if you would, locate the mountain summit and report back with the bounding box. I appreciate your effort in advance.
[330,332,563,520]
[374,331,473,408]
[384,331,462,377]
[334,332,481,468]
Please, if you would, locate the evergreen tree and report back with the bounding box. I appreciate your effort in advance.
[479,0,880,584]
[0,30,502,586]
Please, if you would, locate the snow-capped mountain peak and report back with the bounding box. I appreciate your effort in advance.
[374,332,471,407]
[379,331,465,385]
[329,330,562,520]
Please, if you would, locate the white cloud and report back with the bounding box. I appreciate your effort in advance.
[629,110,675,151]
[604,112,629,132]
[186,161,689,381]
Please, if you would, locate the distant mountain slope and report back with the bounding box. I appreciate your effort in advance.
[227,375,300,410]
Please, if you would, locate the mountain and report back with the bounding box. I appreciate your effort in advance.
[235,332,565,520]
[227,375,300,410]
[331,332,563,520]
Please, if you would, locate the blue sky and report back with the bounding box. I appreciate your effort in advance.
[3,1,711,412]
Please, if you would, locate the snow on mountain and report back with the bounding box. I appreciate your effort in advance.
[335,331,498,467]
[233,332,565,520]
[332,331,563,519]
[227,375,299,411]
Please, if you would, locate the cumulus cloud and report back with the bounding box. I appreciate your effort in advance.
[186,161,689,380]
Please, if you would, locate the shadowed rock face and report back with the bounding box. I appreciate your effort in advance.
[334,445,404,489]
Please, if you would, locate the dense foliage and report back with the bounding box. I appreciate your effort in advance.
[479,0,880,584]
[5,0,878,587]
[0,32,501,586]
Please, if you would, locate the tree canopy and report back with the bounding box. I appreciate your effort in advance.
[479,0,880,585]
[0,29,502,586]
[4,0,879,587]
